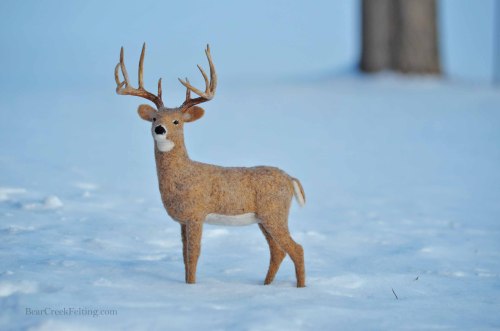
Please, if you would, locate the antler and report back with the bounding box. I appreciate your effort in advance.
[178,44,217,110]
[115,43,164,109]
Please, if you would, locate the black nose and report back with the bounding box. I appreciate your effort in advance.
[154,125,166,135]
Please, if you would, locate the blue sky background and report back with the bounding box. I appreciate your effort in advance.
[0,0,497,95]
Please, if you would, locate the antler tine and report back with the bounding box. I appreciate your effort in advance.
[138,43,145,89]
[120,47,130,86]
[185,77,191,101]
[179,44,218,110]
[197,64,209,93]
[178,77,206,97]
[114,43,164,109]
[158,78,162,101]
[205,44,217,91]
[114,63,123,87]
[114,48,128,89]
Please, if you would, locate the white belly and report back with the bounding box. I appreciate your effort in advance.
[204,213,260,226]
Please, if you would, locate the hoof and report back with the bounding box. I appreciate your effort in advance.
[264,278,273,285]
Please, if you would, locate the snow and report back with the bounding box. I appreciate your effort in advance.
[0,281,38,298]
[0,187,26,202]
[1,75,500,330]
[22,196,63,211]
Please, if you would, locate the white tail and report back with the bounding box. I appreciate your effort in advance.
[292,178,306,207]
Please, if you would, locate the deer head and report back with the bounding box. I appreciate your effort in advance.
[115,43,217,152]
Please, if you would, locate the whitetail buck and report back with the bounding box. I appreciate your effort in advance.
[114,43,306,287]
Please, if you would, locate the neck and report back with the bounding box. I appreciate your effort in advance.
[154,135,190,169]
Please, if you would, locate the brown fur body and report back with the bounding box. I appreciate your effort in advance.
[156,150,294,222]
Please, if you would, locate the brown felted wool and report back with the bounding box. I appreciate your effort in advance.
[115,44,306,287]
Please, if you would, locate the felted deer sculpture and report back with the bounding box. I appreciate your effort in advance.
[114,43,306,287]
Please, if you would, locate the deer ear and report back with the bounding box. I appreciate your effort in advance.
[182,106,204,123]
[137,104,157,122]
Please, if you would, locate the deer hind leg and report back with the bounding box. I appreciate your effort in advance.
[258,224,286,285]
[261,221,305,288]
[185,221,203,284]
[180,224,188,283]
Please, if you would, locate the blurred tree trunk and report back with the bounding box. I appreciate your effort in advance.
[360,0,394,72]
[360,0,441,74]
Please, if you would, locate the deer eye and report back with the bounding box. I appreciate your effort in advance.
[152,117,156,122]
[173,120,179,125]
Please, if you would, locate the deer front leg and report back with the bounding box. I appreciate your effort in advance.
[185,221,203,284]
[180,224,188,282]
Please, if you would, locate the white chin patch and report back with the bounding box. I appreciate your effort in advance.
[156,140,175,152]
[154,135,175,152]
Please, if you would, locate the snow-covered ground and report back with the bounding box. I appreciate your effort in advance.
[1,75,500,330]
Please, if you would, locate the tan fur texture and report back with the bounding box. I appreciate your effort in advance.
[115,44,306,287]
